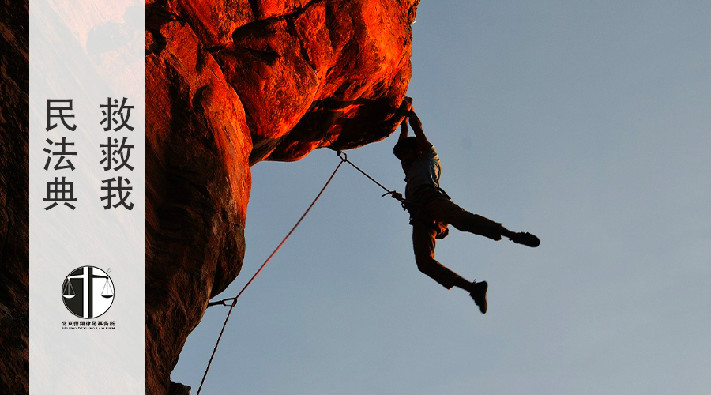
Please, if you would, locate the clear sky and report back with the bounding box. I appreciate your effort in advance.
[172,1,710,394]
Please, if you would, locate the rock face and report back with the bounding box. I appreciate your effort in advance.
[0,0,416,393]
[145,0,417,394]
[0,0,29,394]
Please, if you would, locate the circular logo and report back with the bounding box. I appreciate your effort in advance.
[61,266,115,318]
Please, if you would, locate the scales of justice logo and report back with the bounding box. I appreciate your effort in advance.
[61,266,115,319]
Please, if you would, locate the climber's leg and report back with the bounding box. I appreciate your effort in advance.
[411,221,471,290]
[424,198,540,247]
[424,198,506,241]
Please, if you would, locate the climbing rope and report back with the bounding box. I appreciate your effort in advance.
[198,151,402,394]
[336,151,404,202]
[197,155,345,395]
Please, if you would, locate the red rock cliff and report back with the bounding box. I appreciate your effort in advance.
[145,0,417,393]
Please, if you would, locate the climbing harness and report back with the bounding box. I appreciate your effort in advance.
[197,151,401,395]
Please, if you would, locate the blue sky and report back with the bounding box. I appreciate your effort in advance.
[172,1,710,393]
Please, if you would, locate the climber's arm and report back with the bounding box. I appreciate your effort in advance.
[408,109,432,151]
[397,96,413,142]
[398,117,409,141]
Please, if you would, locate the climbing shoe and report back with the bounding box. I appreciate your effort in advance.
[510,231,540,247]
[469,281,488,314]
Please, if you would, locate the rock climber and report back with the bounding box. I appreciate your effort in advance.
[391,98,540,314]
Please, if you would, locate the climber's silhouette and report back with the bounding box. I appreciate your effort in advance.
[391,98,540,314]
